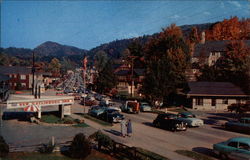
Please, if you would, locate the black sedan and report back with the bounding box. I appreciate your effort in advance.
[99,109,125,123]
[153,113,187,131]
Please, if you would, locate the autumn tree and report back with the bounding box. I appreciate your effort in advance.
[48,58,61,77]
[198,40,250,94]
[142,24,190,106]
[205,17,249,41]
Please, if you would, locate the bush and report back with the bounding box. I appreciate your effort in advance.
[69,133,91,159]
[0,136,9,157]
[90,131,114,152]
[38,140,55,154]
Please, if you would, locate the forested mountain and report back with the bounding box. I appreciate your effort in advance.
[33,41,88,57]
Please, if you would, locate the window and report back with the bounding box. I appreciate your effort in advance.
[21,83,26,87]
[228,142,238,148]
[9,74,12,78]
[195,98,203,106]
[211,99,216,106]
[14,83,16,86]
[222,99,228,104]
[239,143,250,151]
[20,75,26,80]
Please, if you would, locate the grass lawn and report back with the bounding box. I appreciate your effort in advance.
[41,114,88,127]
[136,147,169,160]
[3,150,116,160]
[175,150,214,160]
[73,123,89,128]
[82,114,113,126]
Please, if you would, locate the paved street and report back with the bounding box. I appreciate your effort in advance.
[1,88,249,160]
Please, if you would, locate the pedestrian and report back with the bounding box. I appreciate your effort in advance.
[120,119,127,137]
[127,119,132,137]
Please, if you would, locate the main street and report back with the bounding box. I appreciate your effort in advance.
[2,75,248,160]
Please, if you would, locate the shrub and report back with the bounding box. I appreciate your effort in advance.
[90,131,114,152]
[69,133,91,159]
[38,140,55,154]
[0,136,9,157]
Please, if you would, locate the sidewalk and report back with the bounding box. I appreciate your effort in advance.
[71,113,194,160]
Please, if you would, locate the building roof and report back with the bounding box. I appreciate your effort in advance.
[134,69,145,76]
[193,40,250,57]
[0,66,32,75]
[0,74,10,82]
[115,69,145,76]
[187,81,248,97]
[115,70,129,76]
[0,66,44,75]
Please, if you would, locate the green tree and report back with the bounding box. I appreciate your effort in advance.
[142,24,190,106]
[94,51,117,93]
[94,50,108,73]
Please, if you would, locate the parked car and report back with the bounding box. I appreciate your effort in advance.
[153,113,187,131]
[88,106,106,117]
[177,112,204,127]
[225,117,250,134]
[99,108,125,123]
[140,102,152,112]
[121,101,140,114]
[81,98,97,106]
[213,137,250,160]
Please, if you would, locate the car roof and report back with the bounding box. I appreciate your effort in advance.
[241,117,250,121]
[228,137,250,144]
[159,113,177,116]
[179,112,194,115]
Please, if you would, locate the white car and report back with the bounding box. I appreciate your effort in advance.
[177,112,204,127]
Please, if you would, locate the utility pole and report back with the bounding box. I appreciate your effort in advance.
[129,56,136,97]
[32,52,35,96]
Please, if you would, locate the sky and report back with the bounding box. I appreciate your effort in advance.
[1,0,249,50]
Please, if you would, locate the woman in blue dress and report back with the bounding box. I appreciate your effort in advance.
[127,119,132,137]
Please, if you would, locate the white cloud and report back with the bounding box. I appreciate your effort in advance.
[228,1,241,8]
[203,11,211,15]
[170,14,180,19]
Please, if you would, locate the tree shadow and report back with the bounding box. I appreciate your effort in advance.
[192,147,218,159]
[103,129,121,137]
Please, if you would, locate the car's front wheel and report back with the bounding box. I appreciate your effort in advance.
[155,122,161,128]
[219,152,228,160]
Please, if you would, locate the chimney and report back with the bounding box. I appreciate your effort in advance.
[201,31,205,44]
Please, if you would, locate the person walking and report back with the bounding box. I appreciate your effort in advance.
[127,119,132,137]
[120,119,127,137]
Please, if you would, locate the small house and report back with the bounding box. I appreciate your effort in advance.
[187,82,249,110]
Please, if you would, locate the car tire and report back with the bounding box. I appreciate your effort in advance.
[155,122,161,128]
[171,127,176,132]
[219,152,228,160]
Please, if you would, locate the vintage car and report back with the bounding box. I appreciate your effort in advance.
[99,108,125,123]
[153,113,187,131]
[177,112,204,127]
[121,101,140,114]
[140,102,152,112]
[213,137,250,160]
[88,106,106,117]
[225,117,250,134]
